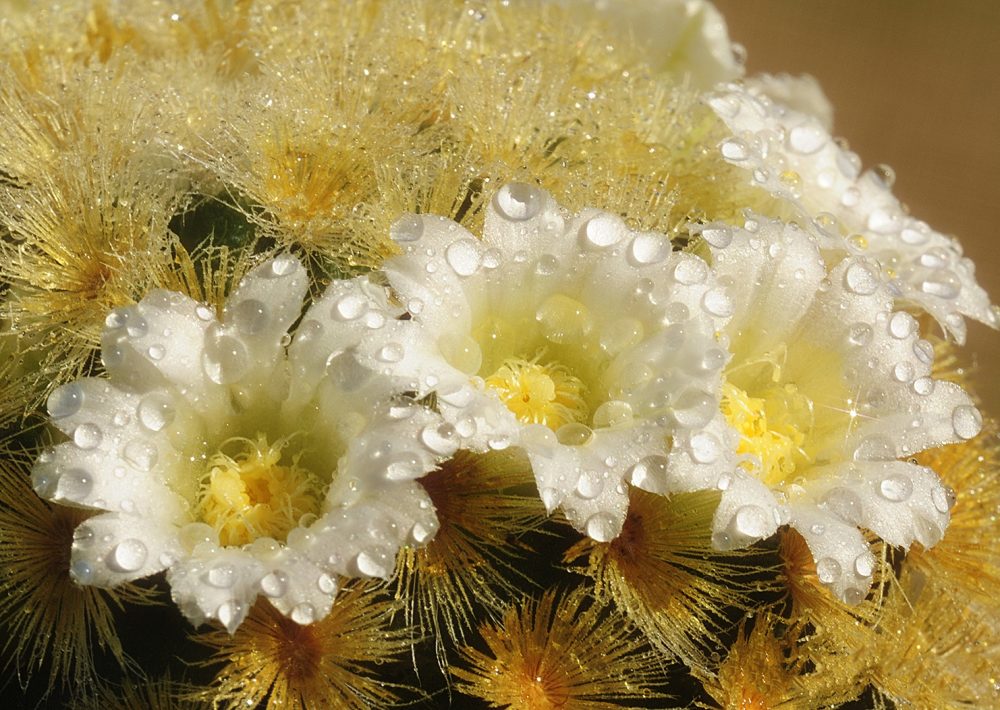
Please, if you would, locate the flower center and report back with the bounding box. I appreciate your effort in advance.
[195,435,322,547]
[485,356,589,431]
[720,381,811,486]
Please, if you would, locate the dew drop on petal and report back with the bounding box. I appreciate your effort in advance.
[733,505,770,539]
[217,601,238,630]
[720,138,749,161]
[385,452,424,480]
[888,312,916,339]
[202,331,250,385]
[73,423,103,450]
[420,423,457,455]
[137,392,176,432]
[952,404,982,440]
[231,299,270,334]
[689,431,721,464]
[816,557,842,584]
[376,342,405,363]
[493,183,543,221]
[787,123,826,154]
[854,434,896,461]
[701,287,734,317]
[48,383,85,419]
[628,233,670,266]
[575,471,604,500]
[267,256,298,277]
[591,400,633,429]
[854,552,875,577]
[844,261,879,295]
[445,238,482,276]
[912,339,935,365]
[823,487,863,523]
[581,213,625,248]
[260,571,288,598]
[673,257,708,285]
[879,475,913,502]
[179,522,216,552]
[847,323,873,347]
[628,455,668,489]
[332,293,368,321]
[555,423,593,447]
[931,485,955,513]
[437,332,483,374]
[108,538,147,573]
[390,214,424,242]
[585,512,618,542]
[355,551,389,578]
[317,573,336,595]
[206,564,235,588]
[699,227,733,249]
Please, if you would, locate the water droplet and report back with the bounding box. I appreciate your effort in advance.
[673,257,708,285]
[332,293,368,321]
[854,553,875,577]
[816,557,842,584]
[689,431,721,464]
[810,523,825,535]
[591,400,633,429]
[599,318,644,356]
[390,214,424,242]
[317,573,336,595]
[325,350,370,392]
[952,405,982,440]
[879,475,913,502]
[575,471,604,499]
[260,571,288,597]
[720,138,749,161]
[206,564,235,588]
[202,329,249,385]
[123,439,158,472]
[699,227,733,249]
[73,423,103,450]
[701,287,733,317]
[536,294,593,344]
[493,183,543,221]
[734,505,770,539]
[888,312,915,339]
[555,423,593,447]
[445,238,482,276]
[385,452,424,480]
[900,227,929,246]
[893,361,915,383]
[73,524,95,547]
[931,485,955,513]
[216,601,238,630]
[585,512,618,542]
[267,256,298,277]
[871,163,896,188]
[912,377,935,396]
[355,551,389,577]
[844,262,879,295]
[914,515,943,547]
[539,487,560,511]
[376,342,405,363]
[716,473,733,491]
[47,383,85,419]
[628,232,670,266]
[672,389,715,428]
[420,423,457,455]
[581,213,625,248]
[787,123,826,154]
[195,303,215,321]
[920,271,962,299]
[108,538,147,573]
[137,393,175,432]
[628,455,667,488]
[231,299,269,335]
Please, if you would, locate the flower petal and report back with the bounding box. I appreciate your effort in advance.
[167,548,266,633]
[69,512,183,588]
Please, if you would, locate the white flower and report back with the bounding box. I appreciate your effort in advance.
[32,257,453,632]
[696,216,981,602]
[706,83,998,343]
[351,183,734,541]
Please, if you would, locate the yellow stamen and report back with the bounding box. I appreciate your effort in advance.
[484,356,588,431]
[196,435,321,547]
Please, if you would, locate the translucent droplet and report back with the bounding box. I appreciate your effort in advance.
[673,257,708,285]
[628,455,668,488]
[720,138,749,161]
[733,505,770,539]
[179,522,216,552]
[575,471,604,500]
[913,339,934,365]
[628,233,670,266]
[701,287,734,317]
[216,601,238,630]
[325,350,370,392]
[871,163,896,188]
[672,389,715,428]
[390,214,424,242]
[48,383,85,419]
[585,512,618,542]
[267,256,298,277]
[581,213,625,248]
[206,564,235,588]
[893,361,915,383]
[591,400,633,429]
[555,423,593,447]
[535,253,559,275]
[493,183,543,221]
[202,330,249,385]
[912,376,935,396]
[231,299,269,334]
[931,485,955,513]
[699,227,732,249]
[260,571,288,598]
[920,271,961,299]
[108,538,147,573]
[598,318,644,356]
[445,238,482,276]
[823,487,863,523]
[420,423,457,455]
[73,423,103,450]
[716,473,733,491]
[123,439,158,472]
[787,123,826,154]
[137,392,175,432]
[888,312,915,339]
[317,573,336,594]
[816,557,842,584]
[854,553,875,577]
[195,303,216,321]
[879,475,913,502]
[536,294,593,344]
[385,452,424,480]
[854,434,896,461]
[689,431,721,464]
[376,342,405,363]
[952,405,982,440]
[844,262,879,295]
[332,293,368,321]
[410,521,434,544]
[355,551,389,578]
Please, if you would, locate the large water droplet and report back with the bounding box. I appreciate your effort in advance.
[823,487,863,523]
[952,404,982,440]
[844,262,879,295]
[536,294,593,344]
[581,213,626,248]
[699,227,733,248]
[888,312,915,339]
[56,468,93,501]
[628,455,668,489]
[591,400,633,429]
[575,471,604,500]
[931,485,955,513]
[206,564,235,588]
[376,342,405,363]
[355,551,389,578]
[854,434,896,461]
[701,287,734,317]
[879,475,913,502]
[673,257,708,285]
[202,329,249,385]
[231,299,269,335]
[920,271,962,299]
[720,138,749,161]
[73,423,103,450]
[390,214,424,242]
[325,350,370,392]
[48,383,85,419]
[585,512,618,542]
[445,238,482,276]
[385,451,424,480]
[317,573,336,594]
[332,293,368,321]
[108,538,148,573]
[260,571,288,598]
[815,557,842,584]
[555,423,593,447]
[628,233,670,266]
[437,332,483,374]
[493,183,543,221]
[733,505,770,539]
[689,431,721,464]
[420,423,457,455]
[137,392,175,432]
[787,123,826,154]
[267,256,298,278]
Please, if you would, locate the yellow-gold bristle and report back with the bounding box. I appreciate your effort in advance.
[391,449,546,667]
[565,488,770,674]
[452,586,668,709]
[193,580,414,710]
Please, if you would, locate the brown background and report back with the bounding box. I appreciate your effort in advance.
[713,0,1000,411]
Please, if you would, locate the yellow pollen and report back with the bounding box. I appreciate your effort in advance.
[485,356,588,430]
[720,381,810,486]
[196,435,321,547]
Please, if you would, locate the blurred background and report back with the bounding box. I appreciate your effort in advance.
[713,0,1000,411]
